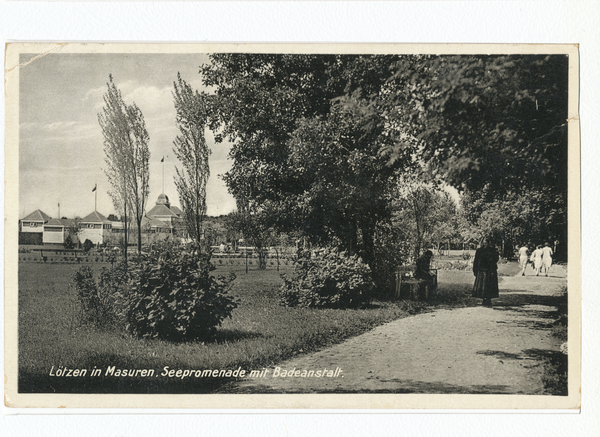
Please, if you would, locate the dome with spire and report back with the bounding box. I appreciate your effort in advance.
[156,193,170,208]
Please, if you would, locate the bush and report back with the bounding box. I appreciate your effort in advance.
[125,241,237,341]
[83,239,94,253]
[371,221,411,298]
[73,263,127,329]
[105,250,117,265]
[279,247,374,308]
[64,234,75,250]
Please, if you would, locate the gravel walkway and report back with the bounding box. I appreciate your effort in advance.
[220,265,567,394]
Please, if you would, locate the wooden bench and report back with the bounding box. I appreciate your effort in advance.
[395,265,438,301]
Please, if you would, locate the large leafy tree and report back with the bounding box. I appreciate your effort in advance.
[382,55,569,244]
[172,73,210,243]
[201,54,341,206]
[459,185,565,256]
[199,53,569,268]
[225,208,277,270]
[392,173,459,259]
[200,54,401,265]
[382,55,568,192]
[99,75,151,259]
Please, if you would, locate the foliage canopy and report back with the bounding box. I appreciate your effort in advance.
[198,54,568,267]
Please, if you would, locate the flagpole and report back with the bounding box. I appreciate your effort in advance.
[93,183,97,211]
[162,156,165,193]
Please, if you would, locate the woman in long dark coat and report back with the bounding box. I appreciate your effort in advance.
[472,238,499,307]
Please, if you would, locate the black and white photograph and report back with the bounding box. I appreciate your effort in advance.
[4,43,580,409]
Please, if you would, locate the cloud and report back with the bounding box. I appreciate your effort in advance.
[20,78,237,219]
[21,120,94,136]
[20,118,105,193]
[82,85,106,110]
[84,80,176,119]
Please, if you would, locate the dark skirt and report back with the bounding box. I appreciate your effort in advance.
[472,270,499,299]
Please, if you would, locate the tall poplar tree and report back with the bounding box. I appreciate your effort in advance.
[172,73,210,243]
[99,75,150,259]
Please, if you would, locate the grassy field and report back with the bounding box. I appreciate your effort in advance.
[19,261,460,394]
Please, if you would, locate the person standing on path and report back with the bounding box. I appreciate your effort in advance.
[542,241,554,277]
[518,244,529,276]
[531,244,543,276]
[472,238,499,308]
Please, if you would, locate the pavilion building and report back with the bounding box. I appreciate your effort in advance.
[19,209,51,245]
[79,210,113,245]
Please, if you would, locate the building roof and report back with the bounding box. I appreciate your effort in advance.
[147,204,179,218]
[144,215,169,228]
[170,206,183,216]
[156,193,170,207]
[81,210,111,224]
[44,218,64,227]
[21,209,52,222]
[60,219,80,228]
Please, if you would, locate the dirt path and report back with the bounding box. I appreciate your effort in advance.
[221,264,567,394]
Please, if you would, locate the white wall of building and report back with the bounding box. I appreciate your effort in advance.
[42,227,64,244]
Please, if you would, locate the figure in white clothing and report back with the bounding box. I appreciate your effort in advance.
[530,245,543,276]
[541,242,554,277]
[518,245,529,276]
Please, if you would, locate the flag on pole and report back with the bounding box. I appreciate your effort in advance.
[92,184,97,192]
[161,156,164,163]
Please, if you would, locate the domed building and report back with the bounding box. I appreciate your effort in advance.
[146,193,183,226]
[109,193,185,245]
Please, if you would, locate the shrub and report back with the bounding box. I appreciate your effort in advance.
[83,239,94,253]
[125,241,237,341]
[105,250,117,265]
[73,263,127,329]
[64,234,75,250]
[371,221,411,298]
[279,247,374,308]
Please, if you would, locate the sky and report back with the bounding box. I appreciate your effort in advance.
[18,53,236,219]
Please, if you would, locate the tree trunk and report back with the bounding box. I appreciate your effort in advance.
[137,217,142,254]
[258,247,267,270]
[360,221,375,267]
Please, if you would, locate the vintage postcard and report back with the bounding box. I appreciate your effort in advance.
[4,43,580,409]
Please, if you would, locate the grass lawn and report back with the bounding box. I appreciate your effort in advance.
[19,262,451,394]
